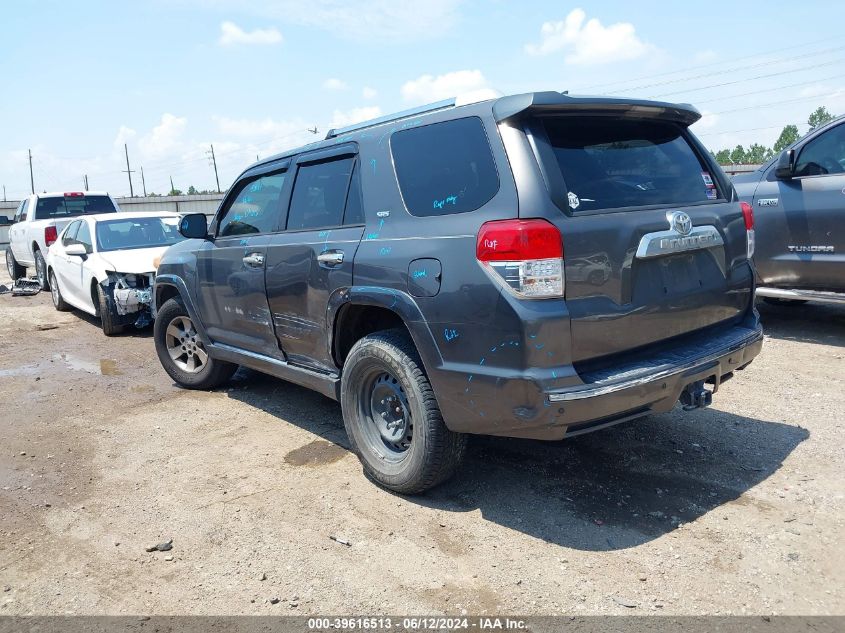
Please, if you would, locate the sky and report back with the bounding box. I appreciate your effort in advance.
[1,0,844,200]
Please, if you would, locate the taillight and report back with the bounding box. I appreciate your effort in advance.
[740,201,755,259]
[476,219,564,298]
[45,226,58,247]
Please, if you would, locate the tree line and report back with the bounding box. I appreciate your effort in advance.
[711,106,837,165]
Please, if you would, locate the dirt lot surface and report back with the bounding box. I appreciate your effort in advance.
[0,265,843,616]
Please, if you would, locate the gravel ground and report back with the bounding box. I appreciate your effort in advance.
[0,263,842,616]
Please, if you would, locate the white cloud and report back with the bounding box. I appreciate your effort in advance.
[200,0,462,43]
[331,106,383,128]
[138,113,188,160]
[401,70,499,105]
[524,9,655,65]
[693,110,720,131]
[113,125,137,149]
[694,50,718,64]
[212,115,311,140]
[322,78,348,91]
[362,86,378,100]
[218,21,283,46]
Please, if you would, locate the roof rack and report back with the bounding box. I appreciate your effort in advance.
[325,98,456,139]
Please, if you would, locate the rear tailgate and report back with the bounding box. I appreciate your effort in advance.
[519,103,752,364]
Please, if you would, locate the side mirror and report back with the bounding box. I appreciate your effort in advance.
[774,149,796,180]
[65,243,87,257]
[179,213,209,239]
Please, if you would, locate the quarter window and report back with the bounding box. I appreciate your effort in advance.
[62,220,81,246]
[795,124,845,177]
[76,221,93,252]
[287,157,355,230]
[343,162,364,225]
[391,117,500,217]
[218,172,287,237]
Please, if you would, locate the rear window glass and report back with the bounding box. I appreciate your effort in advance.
[34,195,117,220]
[391,117,499,217]
[543,117,719,212]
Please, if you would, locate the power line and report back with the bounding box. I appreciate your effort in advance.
[575,35,844,92]
[694,73,845,105]
[713,89,844,116]
[649,57,845,99]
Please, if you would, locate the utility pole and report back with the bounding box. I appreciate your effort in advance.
[2,185,6,202]
[207,144,221,193]
[170,176,175,195]
[28,149,35,194]
[140,166,147,197]
[122,143,135,197]
[83,174,89,191]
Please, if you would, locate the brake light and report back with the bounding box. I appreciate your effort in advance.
[64,192,84,198]
[476,219,564,298]
[740,201,754,230]
[740,201,755,259]
[45,225,58,247]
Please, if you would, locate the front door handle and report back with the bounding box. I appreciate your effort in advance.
[317,250,344,266]
[242,252,265,268]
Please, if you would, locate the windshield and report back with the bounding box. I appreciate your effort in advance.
[95,216,184,252]
[543,117,721,212]
[34,195,117,220]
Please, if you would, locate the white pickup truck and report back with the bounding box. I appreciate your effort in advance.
[5,191,119,289]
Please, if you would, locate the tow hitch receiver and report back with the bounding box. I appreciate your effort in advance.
[680,379,713,411]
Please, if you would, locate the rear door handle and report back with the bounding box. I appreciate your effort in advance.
[242,252,265,268]
[317,250,344,266]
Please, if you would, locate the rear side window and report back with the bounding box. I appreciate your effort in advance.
[391,117,499,217]
[218,172,286,236]
[287,157,354,231]
[543,117,720,212]
[34,195,117,220]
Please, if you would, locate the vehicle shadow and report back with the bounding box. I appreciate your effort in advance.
[72,308,154,338]
[223,369,808,551]
[757,300,845,347]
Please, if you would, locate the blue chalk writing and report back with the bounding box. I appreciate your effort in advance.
[378,218,384,230]
[366,233,379,240]
[467,375,473,382]
[433,195,458,210]
[479,357,485,365]
[412,269,427,279]
[552,370,558,379]
[378,246,392,256]
[535,343,545,350]
[490,345,497,352]
[444,328,459,342]
[318,231,330,239]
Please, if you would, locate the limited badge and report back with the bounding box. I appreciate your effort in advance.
[567,191,580,209]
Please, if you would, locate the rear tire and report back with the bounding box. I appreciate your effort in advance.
[49,270,71,311]
[340,328,467,494]
[96,284,124,336]
[34,250,49,291]
[154,297,237,389]
[5,249,25,280]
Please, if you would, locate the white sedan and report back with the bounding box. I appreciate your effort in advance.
[46,212,185,335]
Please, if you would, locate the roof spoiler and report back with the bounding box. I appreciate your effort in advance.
[492,91,701,126]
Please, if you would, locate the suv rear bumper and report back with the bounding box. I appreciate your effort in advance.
[436,321,763,441]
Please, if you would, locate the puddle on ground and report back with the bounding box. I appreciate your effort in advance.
[284,440,347,467]
[52,353,122,376]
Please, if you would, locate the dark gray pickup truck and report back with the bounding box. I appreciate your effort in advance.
[734,115,845,305]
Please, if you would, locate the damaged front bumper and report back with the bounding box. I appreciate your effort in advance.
[105,272,155,327]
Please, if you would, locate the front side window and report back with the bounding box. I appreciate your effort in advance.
[391,117,500,217]
[543,117,720,212]
[34,195,117,220]
[96,216,183,252]
[218,172,286,237]
[287,157,354,230]
[795,124,845,177]
[18,200,29,222]
[62,220,81,246]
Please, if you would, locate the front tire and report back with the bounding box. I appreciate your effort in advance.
[34,250,49,290]
[49,270,71,311]
[6,249,25,280]
[340,329,467,494]
[96,284,124,336]
[154,297,237,389]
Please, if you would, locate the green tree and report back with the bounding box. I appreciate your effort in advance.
[168,188,183,196]
[729,145,747,164]
[807,106,835,131]
[714,149,731,164]
[773,125,799,153]
[187,185,198,195]
[746,143,772,164]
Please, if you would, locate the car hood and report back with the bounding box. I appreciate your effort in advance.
[98,246,172,274]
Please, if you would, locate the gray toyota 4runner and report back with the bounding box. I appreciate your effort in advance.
[153,92,763,493]
[733,114,845,305]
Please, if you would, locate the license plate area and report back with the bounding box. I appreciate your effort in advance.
[659,254,701,295]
